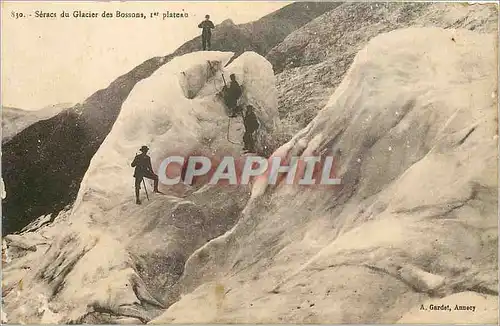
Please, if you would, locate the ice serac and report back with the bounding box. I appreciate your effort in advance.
[75,50,277,211]
[1,50,279,324]
[73,51,233,211]
[152,27,498,324]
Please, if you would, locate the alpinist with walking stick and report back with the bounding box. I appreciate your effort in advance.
[131,145,162,205]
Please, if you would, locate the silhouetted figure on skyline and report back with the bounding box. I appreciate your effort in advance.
[198,15,215,50]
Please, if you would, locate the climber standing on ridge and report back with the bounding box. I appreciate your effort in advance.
[198,14,215,51]
[242,106,260,153]
[223,73,243,117]
[131,145,162,205]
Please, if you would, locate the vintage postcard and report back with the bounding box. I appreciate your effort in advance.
[1,1,498,324]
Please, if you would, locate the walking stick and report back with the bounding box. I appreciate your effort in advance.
[142,177,149,201]
[221,73,227,87]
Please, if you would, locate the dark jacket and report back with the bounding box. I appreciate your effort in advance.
[227,80,242,99]
[131,154,153,178]
[198,20,215,34]
[244,110,259,133]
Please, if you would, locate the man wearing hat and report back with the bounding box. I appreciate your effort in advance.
[198,14,215,50]
[131,145,161,204]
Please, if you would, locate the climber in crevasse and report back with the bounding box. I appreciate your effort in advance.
[222,73,243,117]
[131,145,161,205]
[242,106,260,153]
[198,14,215,51]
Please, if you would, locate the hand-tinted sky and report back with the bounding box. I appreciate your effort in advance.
[1,1,291,109]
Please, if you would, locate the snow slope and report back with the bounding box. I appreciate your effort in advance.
[152,27,498,324]
[2,51,279,323]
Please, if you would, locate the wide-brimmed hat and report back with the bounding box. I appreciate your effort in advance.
[140,145,149,152]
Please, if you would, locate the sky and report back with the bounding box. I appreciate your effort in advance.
[1,1,291,109]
